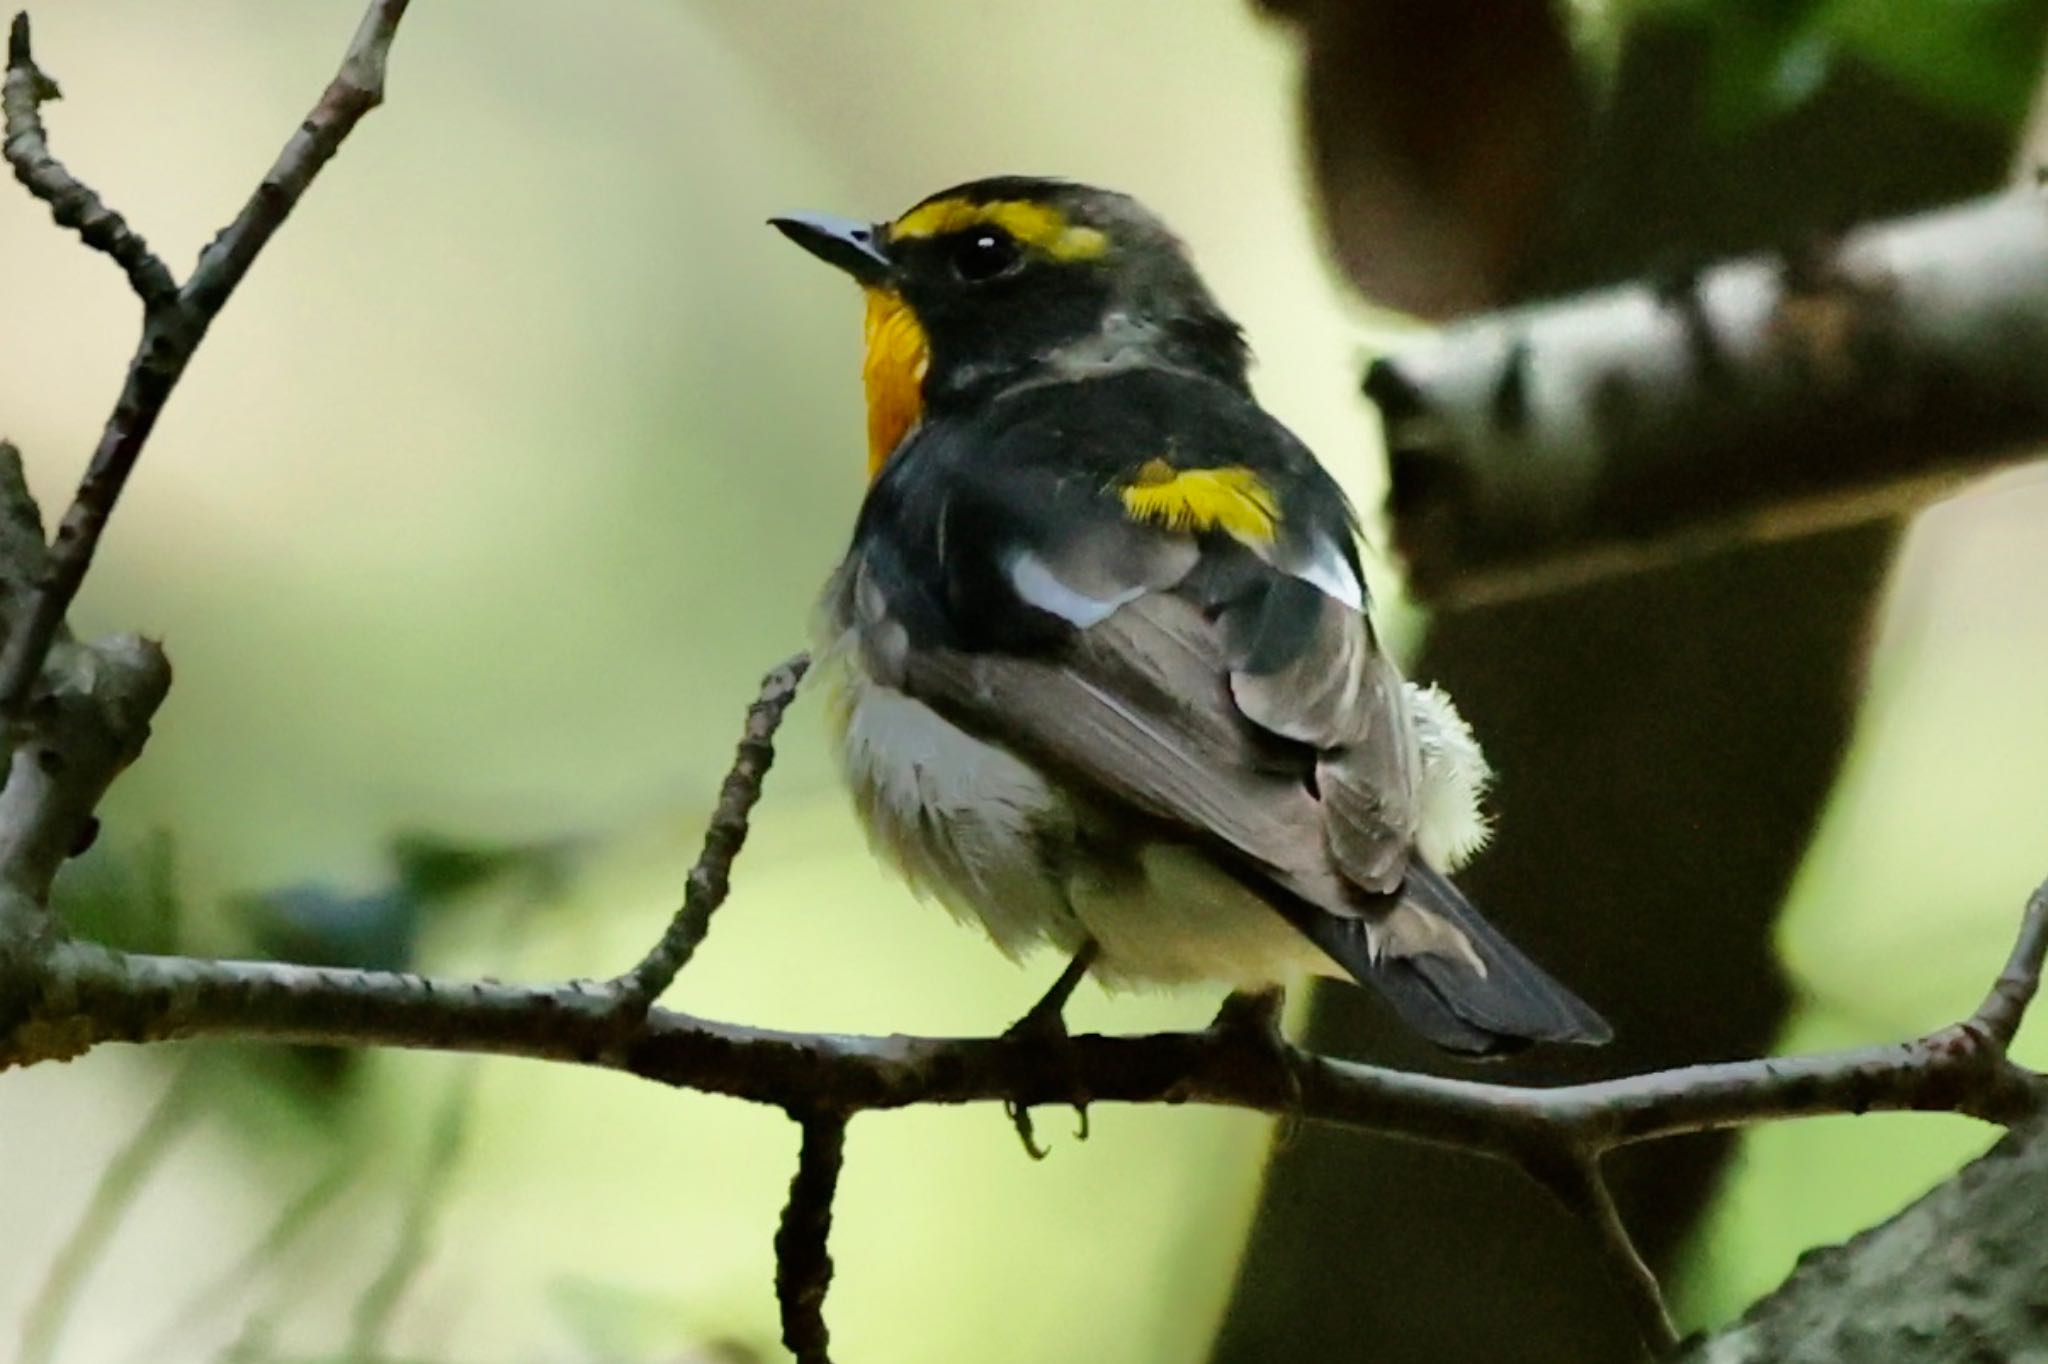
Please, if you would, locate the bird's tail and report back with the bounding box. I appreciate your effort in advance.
[1301,861,1612,1057]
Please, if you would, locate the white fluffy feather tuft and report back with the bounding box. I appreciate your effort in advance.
[1406,682,1493,872]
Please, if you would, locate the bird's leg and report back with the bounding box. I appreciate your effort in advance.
[1003,939,1101,1042]
[1003,939,1100,1160]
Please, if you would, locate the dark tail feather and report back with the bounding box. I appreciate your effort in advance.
[1300,862,1612,1057]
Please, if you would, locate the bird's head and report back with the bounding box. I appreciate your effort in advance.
[772,177,1247,477]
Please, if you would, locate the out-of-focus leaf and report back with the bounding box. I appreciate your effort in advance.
[237,884,421,975]
[1623,0,2048,132]
[391,830,575,905]
[1699,11,1836,135]
[1823,0,2048,127]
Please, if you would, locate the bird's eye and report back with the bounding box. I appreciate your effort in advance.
[950,230,1022,282]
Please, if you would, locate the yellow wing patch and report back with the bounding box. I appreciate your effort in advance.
[1120,460,1279,544]
[890,197,1108,262]
[862,288,929,479]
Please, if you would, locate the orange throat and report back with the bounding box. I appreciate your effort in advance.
[861,288,929,479]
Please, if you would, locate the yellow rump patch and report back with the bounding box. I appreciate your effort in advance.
[862,288,929,479]
[1120,460,1279,544]
[890,197,1108,262]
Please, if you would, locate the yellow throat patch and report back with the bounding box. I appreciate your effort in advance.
[1120,460,1279,544]
[862,288,928,479]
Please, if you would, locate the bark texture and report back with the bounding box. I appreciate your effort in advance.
[1678,1119,2048,1364]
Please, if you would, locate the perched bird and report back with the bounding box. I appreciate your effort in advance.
[774,178,1608,1055]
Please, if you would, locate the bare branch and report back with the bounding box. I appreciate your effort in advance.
[6,871,2042,1158]
[2,14,176,307]
[0,633,170,902]
[1523,1148,1679,1358]
[775,1111,847,1364]
[1970,877,2048,1049]
[609,652,810,1017]
[0,0,413,726]
[1374,192,2048,607]
[181,0,411,317]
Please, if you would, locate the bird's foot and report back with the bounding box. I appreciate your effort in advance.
[1209,987,1305,1141]
[1001,942,1099,1159]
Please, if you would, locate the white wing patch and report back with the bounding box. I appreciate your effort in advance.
[1006,548,1146,627]
[1291,532,1365,611]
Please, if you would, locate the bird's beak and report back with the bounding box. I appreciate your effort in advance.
[770,212,894,286]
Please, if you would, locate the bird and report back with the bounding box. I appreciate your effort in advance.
[772,177,1609,1056]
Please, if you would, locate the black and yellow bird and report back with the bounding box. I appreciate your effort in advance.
[773,177,1608,1055]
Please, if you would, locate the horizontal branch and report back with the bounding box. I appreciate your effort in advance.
[7,890,2040,1161]
[1373,191,2048,606]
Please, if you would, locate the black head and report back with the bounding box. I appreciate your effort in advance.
[773,177,1250,411]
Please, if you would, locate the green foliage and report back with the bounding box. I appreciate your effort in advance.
[391,830,574,905]
[1621,0,2048,133]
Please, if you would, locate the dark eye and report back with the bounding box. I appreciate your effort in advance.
[950,230,1021,282]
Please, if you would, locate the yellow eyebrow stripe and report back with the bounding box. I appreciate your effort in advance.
[889,197,1108,261]
[1120,460,1279,544]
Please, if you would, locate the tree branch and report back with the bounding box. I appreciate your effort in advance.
[1373,191,2048,606]
[775,1110,848,1364]
[1674,1115,2048,1363]
[0,0,411,725]
[1522,1148,1679,1356]
[2,15,176,307]
[609,652,811,1019]
[2,881,2038,1155]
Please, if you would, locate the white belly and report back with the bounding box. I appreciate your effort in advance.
[827,660,1343,991]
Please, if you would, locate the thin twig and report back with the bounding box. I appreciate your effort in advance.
[180,0,411,318]
[2,14,177,306]
[775,1110,848,1364]
[1522,1147,1679,1357]
[1970,877,2048,1048]
[0,0,412,725]
[609,652,810,1016]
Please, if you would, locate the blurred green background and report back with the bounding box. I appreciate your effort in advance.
[1,2,2046,1361]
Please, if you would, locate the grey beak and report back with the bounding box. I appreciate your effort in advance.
[770,211,894,286]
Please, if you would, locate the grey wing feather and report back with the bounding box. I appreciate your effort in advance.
[1216,579,1419,896]
[892,567,1611,1054]
[902,593,1334,886]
